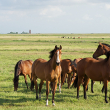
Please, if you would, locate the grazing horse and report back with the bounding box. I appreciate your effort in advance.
[73,51,110,103]
[61,59,76,89]
[92,42,110,93]
[13,60,33,91]
[30,45,62,106]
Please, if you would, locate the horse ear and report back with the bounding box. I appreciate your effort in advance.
[60,45,62,50]
[99,42,103,47]
[55,45,57,49]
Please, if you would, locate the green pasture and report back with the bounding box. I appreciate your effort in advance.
[0,34,110,110]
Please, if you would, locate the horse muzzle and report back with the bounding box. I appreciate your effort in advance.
[56,62,60,66]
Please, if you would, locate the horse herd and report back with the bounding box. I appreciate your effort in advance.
[13,43,110,105]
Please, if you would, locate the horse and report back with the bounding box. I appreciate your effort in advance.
[92,42,110,93]
[13,60,33,91]
[93,42,110,59]
[70,58,82,86]
[61,59,77,89]
[30,45,62,106]
[73,51,110,103]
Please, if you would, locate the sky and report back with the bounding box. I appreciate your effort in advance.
[0,0,110,34]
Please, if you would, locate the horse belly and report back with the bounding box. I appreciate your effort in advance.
[85,68,103,81]
[34,64,46,80]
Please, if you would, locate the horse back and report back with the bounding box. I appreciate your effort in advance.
[77,58,107,81]
[32,58,47,80]
[20,60,33,75]
[61,59,72,73]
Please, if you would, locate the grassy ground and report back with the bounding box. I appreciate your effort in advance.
[0,34,110,110]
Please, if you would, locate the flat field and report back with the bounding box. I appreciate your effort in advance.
[0,33,110,110]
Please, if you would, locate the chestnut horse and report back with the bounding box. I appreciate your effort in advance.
[73,51,110,103]
[13,60,33,91]
[61,59,77,89]
[30,45,62,106]
[93,42,110,59]
[92,42,110,92]
[70,58,82,86]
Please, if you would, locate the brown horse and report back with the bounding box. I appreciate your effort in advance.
[70,58,82,86]
[30,45,62,106]
[61,59,75,89]
[73,51,110,103]
[93,42,110,59]
[13,60,33,91]
[92,42,110,93]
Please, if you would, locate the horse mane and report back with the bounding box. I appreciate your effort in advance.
[105,51,110,61]
[102,43,110,48]
[49,47,60,59]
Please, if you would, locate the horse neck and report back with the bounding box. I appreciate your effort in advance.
[104,45,110,54]
[48,56,58,70]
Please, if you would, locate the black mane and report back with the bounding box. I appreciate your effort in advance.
[49,47,59,59]
[102,43,110,48]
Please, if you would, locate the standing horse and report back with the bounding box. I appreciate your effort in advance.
[61,59,75,89]
[92,42,110,92]
[30,45,62,106]
[13,60,33,91]
[70,58,82,86]
[73,51,110,103]
[93,42,110,59]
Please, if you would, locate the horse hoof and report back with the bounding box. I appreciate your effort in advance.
[52,103,55,106]
[36,96,38,99]
[105,100,108,103]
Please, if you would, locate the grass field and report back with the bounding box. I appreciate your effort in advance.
[0,33,110,110]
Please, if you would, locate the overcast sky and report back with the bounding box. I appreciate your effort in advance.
[0,0,110,33]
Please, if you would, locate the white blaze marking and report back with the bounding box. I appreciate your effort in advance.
[56,51,60,63]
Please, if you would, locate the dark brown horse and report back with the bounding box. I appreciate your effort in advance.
[13,60,33,91]
[73,51,110,103]
[30,45,62,106]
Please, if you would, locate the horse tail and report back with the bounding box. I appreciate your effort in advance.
[73,74,78,88]
[30,62,35,90]
[30,76,34,90]
[13,60,22,90]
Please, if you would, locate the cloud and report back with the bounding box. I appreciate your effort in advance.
[83,15,93,20]
[40,6,65,18]
[105,4,110,9]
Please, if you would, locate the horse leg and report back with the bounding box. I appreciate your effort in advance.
[104,79,108,103]
[83,76,90,99]
[71,72,76,86]
[68,73,71,89]
[39,80,44,99]
[61,73,66,87]
[34,77,38,99]
[23,74,28,89]
[91,79,94,93]
[101,85,104,93]
[46,80,49,106]
[58,74,61,93]
[77,77,83,99]
[52,81,57,106]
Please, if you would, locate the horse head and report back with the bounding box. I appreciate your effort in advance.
[55,45,62,66]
